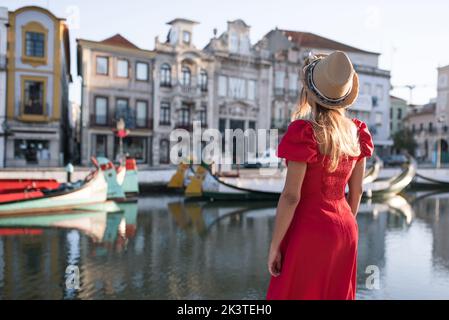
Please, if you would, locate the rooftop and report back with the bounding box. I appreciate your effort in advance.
[280,30,380,55]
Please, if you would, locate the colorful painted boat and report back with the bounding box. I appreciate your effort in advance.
[185,157,416,201]
[0,162,108,216]
[120,157,139,198]
[97,157,126,201]
[0,179,60,194]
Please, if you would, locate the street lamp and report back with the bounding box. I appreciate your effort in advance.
[436,115,446,169]
[115,118,130,160]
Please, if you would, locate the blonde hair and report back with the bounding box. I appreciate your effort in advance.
[292,88,360,172]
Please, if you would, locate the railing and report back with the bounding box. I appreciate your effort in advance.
[90,114,114,127]
[159,120,171,126]
[174,123,193,131]
[274,88,285,96]
[0,54,6,70]
[136,117,153,130]
[15,101,51,119]
[271,119,290,130]
[288,89,299,97]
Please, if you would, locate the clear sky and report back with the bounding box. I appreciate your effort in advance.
[4,0,449,106]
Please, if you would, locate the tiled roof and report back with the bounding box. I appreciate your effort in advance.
[281,30,379,55]
[100,34,140,49]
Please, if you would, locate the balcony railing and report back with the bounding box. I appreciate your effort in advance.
[136,117,153,130]
[174,123,193,131]
[274,88,285,96]
[271,118,290,130]
[0,54,6,70]
[159,120,171,126]
[90,114,114,127]
[16,101,51,120]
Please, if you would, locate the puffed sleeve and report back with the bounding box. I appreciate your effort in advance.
[353,119,374,161]
[277,120,318,163]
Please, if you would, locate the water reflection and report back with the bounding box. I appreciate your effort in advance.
[0,193,449,299]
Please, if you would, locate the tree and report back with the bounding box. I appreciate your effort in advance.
[392,128,417,155]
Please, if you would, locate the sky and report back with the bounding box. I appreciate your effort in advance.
[4,0,449,106]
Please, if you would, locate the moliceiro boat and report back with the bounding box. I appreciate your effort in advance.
[0,159,108,216]
[185,157,416,201]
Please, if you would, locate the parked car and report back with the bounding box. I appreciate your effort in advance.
[244,149,280,168]
[383,155,409,167]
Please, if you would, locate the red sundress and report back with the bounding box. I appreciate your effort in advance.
[266,118,374,300]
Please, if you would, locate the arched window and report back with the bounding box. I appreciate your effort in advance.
[160,63,171,87]
[199,69,208,92]
[181,66,191,87]
[159,139,170,164]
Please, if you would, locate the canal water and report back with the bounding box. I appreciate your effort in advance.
[0,191,449,299]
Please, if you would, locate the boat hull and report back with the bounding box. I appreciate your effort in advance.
[0,170,108,216]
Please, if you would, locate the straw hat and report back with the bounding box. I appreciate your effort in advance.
[301,51,359,109]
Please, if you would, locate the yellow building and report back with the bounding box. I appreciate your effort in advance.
[5,6,71,167]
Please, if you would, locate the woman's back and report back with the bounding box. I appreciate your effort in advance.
[277,118,374,204]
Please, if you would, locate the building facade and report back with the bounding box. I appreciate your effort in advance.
[0,7,8,167]
[204,20,272,141]
[4,6,71,167]
[152,19,214,166]
[256,30,393,156]
[77,34,154,166]
[151,19,272,166]
[405,101,444,163]
[390,95,408,137]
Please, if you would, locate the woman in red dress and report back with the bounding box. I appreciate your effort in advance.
[266,51,374,300]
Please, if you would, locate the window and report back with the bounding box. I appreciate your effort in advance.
[160,102,171,125]
[116,98,130,125]
[248,80,256,100]
[218,75,227,97]
[117,59,129,78]
[429,122,433,133]
[200,70,208,92]
[248,121,256,130]
[14,140,50,163]
[96,56,109,75]
[376,85,384,101]
[239,35,250,54]
[275,71,285,89]
[363,83,372,95]
[21,22,47,65]
[115,137,147,162]
[179,108,191,126]
[136,100,148,128]
[229,77,246,99]
[94,135,107,157]
[419,123,424,132]
[183,31,191,44]
[181,66,191,86]
[397,109,402,120]
[136,62,149,81]
[375,112,382,125]
[230,32,239,53]
[199,105,207,126]
[160,63,171,87]
[412,124,416,133]
[25,32,45,57]
[94,96,108,125]
[159,139,170,164]
[23,79,45,116]
[289,73,298,91]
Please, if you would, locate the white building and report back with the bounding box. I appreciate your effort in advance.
[437,65,449,126]
[0,7,8,167]
[257,30,392,156]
